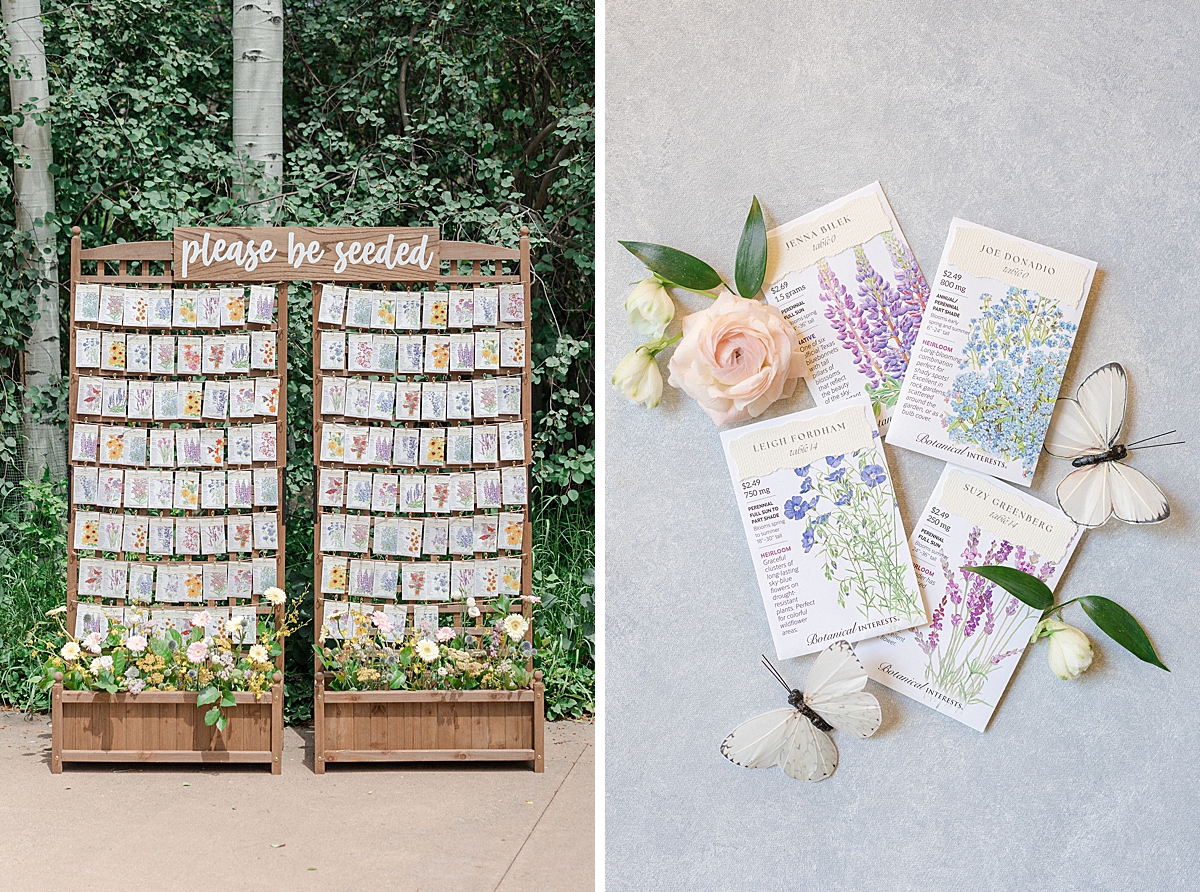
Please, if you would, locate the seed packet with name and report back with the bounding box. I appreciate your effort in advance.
[449,517,475,555]
[128,563,155,602]
[252,556,278,593]
[178,336,202,374]
[496,377,522,416]
[475,470,502,509]
[248,284,275,324]
[180,382,204,419]
[173,288,198,327]
[202,380,229,419]
[76,331,101,368]
[447,381,473,420]
[252,423,277,463]
[472,287,498,326]
[344,379,371,419]
[253,512,279,549]
[127,335,151,373]
[499,422,525,462]
[448,289,473,328]
[419,427,446,467]
[346,289,373,328]
[148,472,174,510]
[499,284,525,323]
[227,470,253,509]
[75,283,100,322]
[372,292,397,330]
[474,331,499,370]
[422,291,448,329]
[101,380,128,417]
[124,470,149,509]
[221,287,246,326]
[472,425,498,464]
[422,518,449,555]
[395,383,421,421]
[396,518,423,556]
[97,469,124,508]
[474,560,499,599]
[151,335,175,373]
[196,289,223,328]
[202,562,228,598]
[473,379,499,418]
[500,328,525,368]
[201,516,227,555]
[393,428,420,467]
[228,515,253,551]
[78,377,103,415]
[253,468,279,506]
[318,284,347,325]
[73,467,99,506]
[226,334,251,372]
[230,380,256,418]
[368,427,393,466]
[321,377,348,416]
[345,426,371,465]
[347,332,374,372]
[123,288,149,327]
[395,291,421,330]
[369,381,396,420]
[202,336,227,374]
[348,560,375,598]
[320,513,347,552]
[345,471,373,510]
[97,514,124,552]
[148,517,175,555]
[398,475,425,513]
[373,517,400,555]
[100,285,125,325]
[101,332,126,371]
[499,512,525,551]
[448,473,474,512]
[421,382,447,421]
[424,335,450,374]
[174,471,200,510]
[450,561,475,599]
[373,562,400,601]
[227,427,253,466]
[72,423,100,462]
[250,331,276,370]
[318,469,345,507]
[501,466,527,506]
[254,377,280,417]
[449,334,474,372]
[473,515,498,553]
[320,424,346,463]
[176,517,201,554]
[446,427,473,465]
[345,515,371,553]
[397,335,424,372]
[201,429,225,467]
[425,475,450,513]
[201,470,226,509]
[320,331,346,370]
[148,290,174,327]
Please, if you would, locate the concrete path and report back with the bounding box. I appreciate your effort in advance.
[0,709,594,892]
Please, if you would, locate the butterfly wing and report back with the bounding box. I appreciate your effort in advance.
[1056,463,1112,527]
[804,640,882,739]
[1109,461,1170,523]
[780,714,839,782]
[1044,363,1127,457]
[720,708,800,769]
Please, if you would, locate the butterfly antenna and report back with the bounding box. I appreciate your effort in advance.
[760,655,793,693]
[1128,439,1185,451]
[1125,429,1178,447]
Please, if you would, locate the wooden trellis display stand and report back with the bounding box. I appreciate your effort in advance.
[309,227,543,772]
[54,228,289,773]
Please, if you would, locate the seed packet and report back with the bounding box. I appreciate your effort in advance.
[99,286,125,325]
[321,377,348,416]
[448,289,473,328]
[100,332,126,371]
[320,513,347,552]
[153,565,181,601]
[318,468,345,507]
[372,292,397,330]
[500,328,525,368]
[150,335,175,374]
[196,289,223,328]
[201,516,228,555]
[345,470,373,510]
[320,424,346,463]
[180,382,203,418]
[419,427,446,467]
[97,469,125,508]
[499,512,525,552]
[201,335,227,374]
[124,427,148,466]
[449,333,475,372]
[72,423,100,462]
[177,336,202,374]
[254,377,280,416]
[423,335,450,374]
[421,382,447,421]
[123,288,149,327]
[396,518,423,557]
[886,218,1097,485]
[202,562,228,599]
[369,381,396,420]
[75,283,100,322]
[77,560,104,598]
[445,427,473,465]
[496,377,522,415]
[250,331,276,370]
[474,560,499,599]
[373,517,399,556]
[345,426,371,465]
[396,335,424,372]
[451,561,475,600]
[128,563,155,602]
[200,429,225,466]
[398,475,425,513]
[475,470,502,509]
[344,379,371,419]
[422,291,448,329]
[372,472,399,513]
[402,564,430,601]
[174,471,200,510]
[368,427,393,466]
[228,515,253,552]
[148,518,175,556]
[446,381,473,420]
[124,469,149,509]
[449,517,475,556]
[318,284,347,325]
[230,380,256,418]
[253,468,279,506]
[150,382,176,421]
[348,560,375,598]
[97,513,124,552]
[173,288,198,327]
[252,423,277,463]
[395,383,421,421]
[201,470,226,509]
[202,380,229,419]
[422,518,449,555]
[227,427,253,465]
[76,330,102,368]
[474,330,499,370]
[498,558,523,596]
[248,284,275,324]
[472,287,498,326]
[77,377,104,415]
[148,472,175,510]
[347,332,374,372]
[226,334,251,372]
[176,518,201,555]
[320,331,346,370]
[345,515,371,553]
[499,422,525,462]
[101,380,127,417]
[148,290,174,327]
[373,562,400,602]
[126,334,151,373]
[395,291,421,330]
[473,515,498,553]
[221,286,246,326]
[253,511,279,549]
[372,334,397,373]
[501,466,527,506]
[346,289,373,328]
[252,557,278,593]
[393,429,420,467]
[472,425,498,464]
[73,467,99,506]
[425,475,450,513]
[499,284,525,323]
[448,473,475,512]
[473,379,499,418]
[227,470,253,509]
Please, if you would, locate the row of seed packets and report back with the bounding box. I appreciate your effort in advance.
[317,283,525,329]
[320,556,522,601]
[77,557,278,604]
[77,376,281,420]
[318,329,524,373]
[75,603,264,644]
[318,468,527,513]
[322,602,451,641]
[73,467,280,510]
[77,331,278,374]
[73,424,277,468]
[74,511,279,554]
[319,511,524,556]
[74,284,277,328]
[321,376,520,421]
[318,423,526,469]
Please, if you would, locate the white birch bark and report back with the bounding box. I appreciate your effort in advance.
[232,0,284,222]
[3,0,63,480]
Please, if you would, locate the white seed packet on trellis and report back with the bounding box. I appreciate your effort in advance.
[320,331,346,370]
[320,424,346,463]
[227,427,253,466]
[720,396,924,661]
[422,518,449,556]
[499,422,525,462]
[499,284,525,323]
[100,332,126,372]
[449,517,474,556]
[473,515,498,553]
[253,468,279,506]
[424,335,450,374]
[126,335,151,373]
[348,560,375,598]
[72,423,99,462]
[77,377,103,416]
[499,558,523,596]
[373,562,400,601]
[368,427,393,466]
[228,470,253,508]
[500,328,526,368]
[148,290,173,327]
[253,511,279,549]
[226,334,251,372]
[97,514,123,552]
[473,425,498,464]
[203,563,229,600]
[196,290,223,328]
[345,426,371,465]
[422,291,448,330]
[496,378,522,416]
[395,291,421,330]
[448,473,475,512]
[75,600,111,636]
[448,289,473,328]
[373,335,398,374]
[148,518,175,556]
[124,427,148,466]
[856,465,1083,732]
[450,561,475,600]
[147,429,173,467]
[228,602,257,643]
[318,468,345,507]
[345,470,373,510]
[449,333,475,372]
[150,335,175,374]
[250,331,276,370]
[369,381,396,421]
[128,563,155,602]
[177,336,202,374]
[425,475,451,514]
[318,284,347,325]
[202,380,229,420]
[172,289,196,327]
[221,287,246,326]
[421,382,447,421]
[123,288,149,327]
[75,283,100,322]
[248,284,275,325]
[180,382,203,419]
[346,289,373,329]
[231,380,257,418]
[475,470,502,509]
[151,382,177,421]
[447,381,473,420]
[175,517,201,554]
[174,471,200,510]
[101,380,127,418]
[200,429,225,467]
[395,383,421,421]
[344,380,371,419]
[72,468,99,507]
[473,379,499,418]
[347,332,374,372]
[499,512,525,552]
[252,556,278,593]
[473,287,498,326]
[148,472,174,511]
[445,427,473,466]
[77,559,104,597]
[419,428,446,467]
[345,515,372,553]
[201,515,227,555]
[501,466,527,506]
[321,377,348,416]
[393,429,420,468]
[397,335,424,372]
[152,565,180,601]
[255,377,280,417]
[96,468,124,508]
[99,285,125,325]
[396,518,423,557]
[200,470,226,509]
[228,515,253,552]
[474,330,499,370]
[76,330,101,368]
[373,517,400,556]
[474,560,499,599]
[398,475,425,513]
[320,513,347,552]
[201,336,226,374]
[124,470,149,509]
[252,423,277,463]
[372,292,397,330]
[402,564,430,600]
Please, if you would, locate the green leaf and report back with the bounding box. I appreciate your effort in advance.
[196,686,220,706]
[963,565,1054,610]
[734,195,767,298]
[216,713,227,733]
[204,705,221,726]
[618,240,721,291]
[1080,596,1169,671]
[221,692,237,708]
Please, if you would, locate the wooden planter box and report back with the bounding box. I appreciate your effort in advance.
[51,674,284,774]
[313,670,544,773]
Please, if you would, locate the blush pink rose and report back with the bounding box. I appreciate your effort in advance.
[667,290,805,424]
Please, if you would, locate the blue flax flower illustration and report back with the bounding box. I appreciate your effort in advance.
[784,495,817,521]
[834,491,852,506]
[825,454,844,467]
[860,464,887,487]
[801,525,816,553]
[825,467,846,483]
[794,465,811,477]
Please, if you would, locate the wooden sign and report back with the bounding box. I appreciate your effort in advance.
[173,226,440,282]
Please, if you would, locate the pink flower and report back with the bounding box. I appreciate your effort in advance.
[82,632,104,655]
[191,610,211,630]
[186,641,209,663]
[370,610,394,635]
[667,290,805,425]
[436,627,456,642]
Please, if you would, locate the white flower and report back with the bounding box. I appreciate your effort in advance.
[124,635,148,654]
[612,346,663,409]
[224,618,245,640]
[247,644,270,664]
[81,632,103,655]
[625,278,674,338]
[416,640,439,662]
[503,613,529,642]
[45,605,67,616]
[264,586,287,606]
[466,596,481,619]
[1037,618,1093,680]
[60,641,81,661]
[89,655,113,674]
[98,655,113,671]
[437,666,449,677]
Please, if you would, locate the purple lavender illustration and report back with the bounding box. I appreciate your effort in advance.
[913,530,1056,705]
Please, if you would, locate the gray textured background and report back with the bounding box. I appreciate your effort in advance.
[603,3,1199,889]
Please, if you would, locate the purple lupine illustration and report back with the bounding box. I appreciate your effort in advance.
[913,527,1056,705]
[882,231,929,314]
[817,258,884,388]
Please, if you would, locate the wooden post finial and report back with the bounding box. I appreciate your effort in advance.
[71,225,80,236]
[520,225,529,236]
[533,669,543,682]
[54,672,63,682]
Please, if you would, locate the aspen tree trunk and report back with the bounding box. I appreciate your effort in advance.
[2,0,63,481]
[232,0,284,222]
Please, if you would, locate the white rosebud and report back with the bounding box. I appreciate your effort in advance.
[611,346,663,409]
[1037,618,1093,680]
[625,278,674,338]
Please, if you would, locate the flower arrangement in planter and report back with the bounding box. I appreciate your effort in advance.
[316,594,536,692]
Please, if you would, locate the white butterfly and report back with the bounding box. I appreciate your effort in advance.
[1044,362,1176,527]
[720,641,880,782]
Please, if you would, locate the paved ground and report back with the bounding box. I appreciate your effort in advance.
[0,710,594,892]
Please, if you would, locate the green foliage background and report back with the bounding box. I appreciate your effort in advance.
[0,0,595,721]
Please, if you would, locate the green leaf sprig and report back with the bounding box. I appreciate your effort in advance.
[965,566,1168,671]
